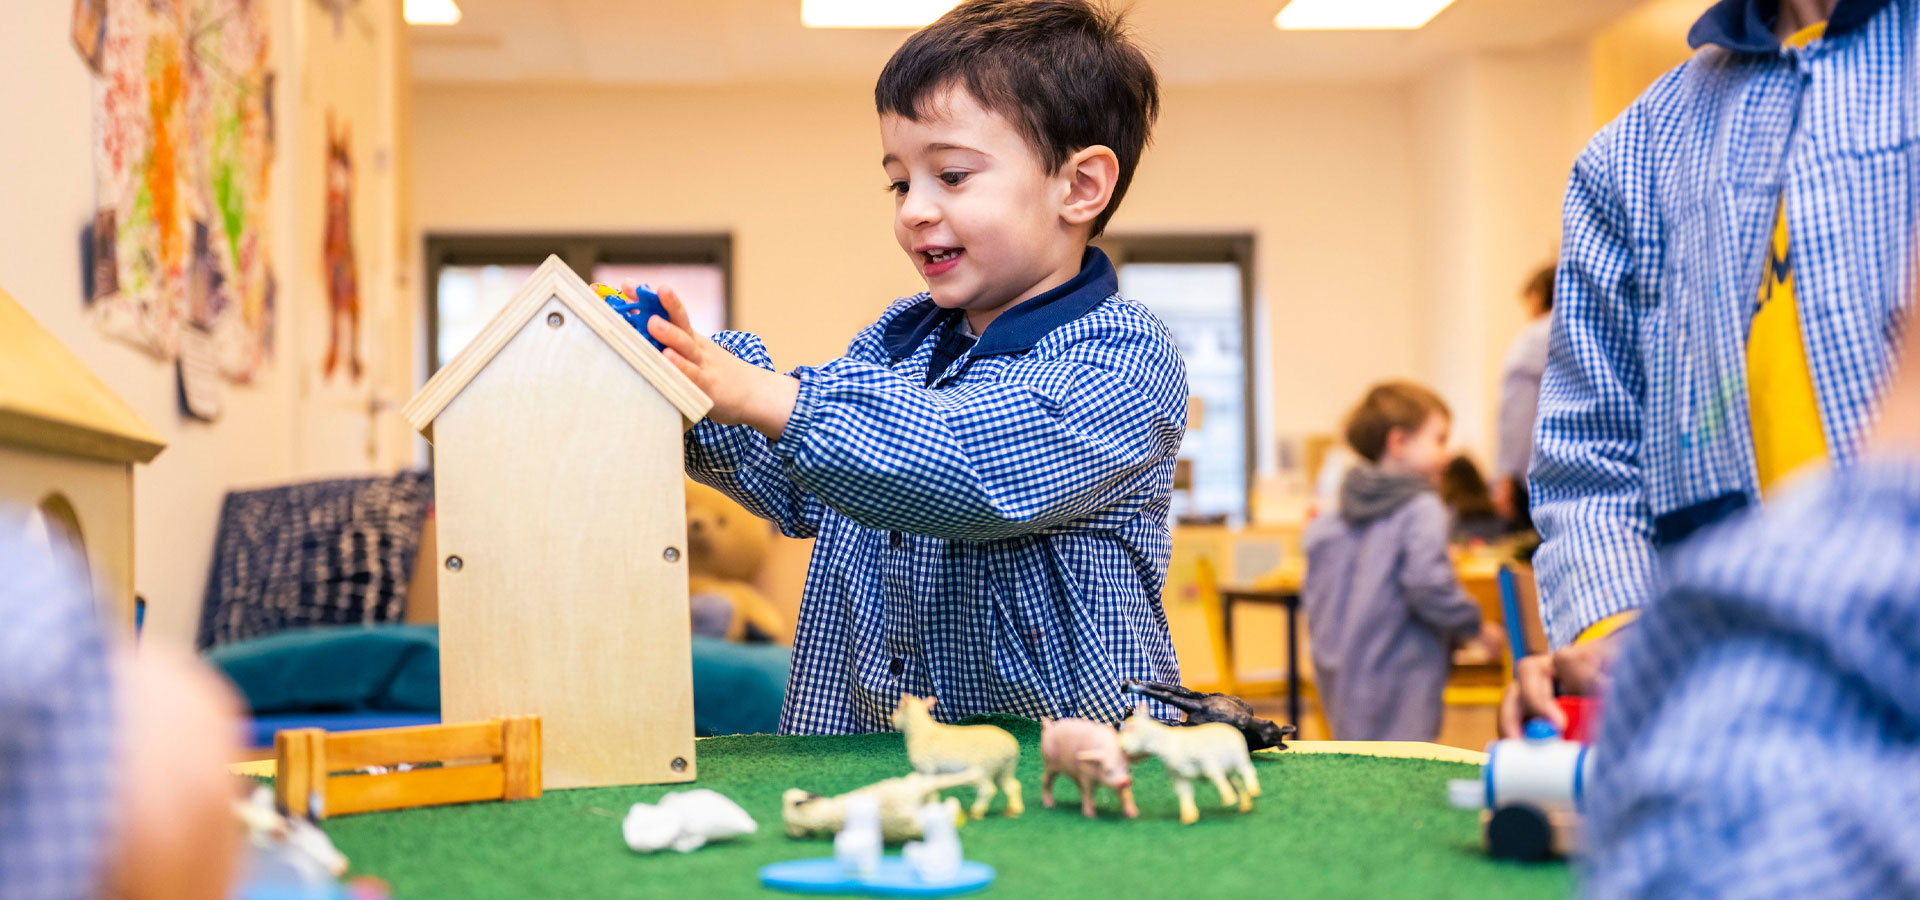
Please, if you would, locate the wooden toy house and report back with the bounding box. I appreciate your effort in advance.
[402,255,711,789]
[0,285,165,626]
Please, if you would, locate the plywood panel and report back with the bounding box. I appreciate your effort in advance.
[0,446,136,627]
[433,295,696,789]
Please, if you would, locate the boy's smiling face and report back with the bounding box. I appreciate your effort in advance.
[880,85,1092,331]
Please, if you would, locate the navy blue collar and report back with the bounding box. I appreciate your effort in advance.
[1689,0,1893,53]
[881,247,1118,361]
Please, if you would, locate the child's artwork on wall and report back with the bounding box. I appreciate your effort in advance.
[87,0,275,383]
[322,111,363,382]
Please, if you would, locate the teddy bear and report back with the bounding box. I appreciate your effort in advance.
[685,479,786,643]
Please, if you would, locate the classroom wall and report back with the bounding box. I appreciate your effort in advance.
[1413,44,1596,462]
[410,79,1424,453]
[0,1,412,650]
[1592,0,1714,126]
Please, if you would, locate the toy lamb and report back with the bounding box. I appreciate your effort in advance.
[783,772,971,842]
[891,695,1023,819]
[622,789,758,853]
[1118,708,1261,825]
[902,801,964,882]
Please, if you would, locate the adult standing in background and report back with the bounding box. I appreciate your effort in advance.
[1490,266,1554,531]
[1508,0,1919,733]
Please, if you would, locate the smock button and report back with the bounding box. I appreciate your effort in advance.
[889,530,903,549]
[889,658,905,676]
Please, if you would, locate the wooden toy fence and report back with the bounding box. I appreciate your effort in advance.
[274,716,541,819]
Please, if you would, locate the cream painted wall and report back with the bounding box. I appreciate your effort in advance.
[1412,43,1595,463]
[0,1,410,649]
[1593,0,1715,126]
[410,79,1423,451]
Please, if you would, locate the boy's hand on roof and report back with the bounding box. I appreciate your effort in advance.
[647,285,799,440]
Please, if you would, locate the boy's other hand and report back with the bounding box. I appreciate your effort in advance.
[1499,634,1618,738]
[644,284,800,439]
[1477,621,1508,658]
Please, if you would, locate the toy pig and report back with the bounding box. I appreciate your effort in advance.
[1118,708,1261,825]
[891,695,1023,819]
[1039,718,1137,819]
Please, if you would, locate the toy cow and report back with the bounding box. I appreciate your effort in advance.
[1118,708,1261,825]
[782,772,970,842]
[1039,717,1137,819]
[1121,679,1295,752]
[891,695,1023,819]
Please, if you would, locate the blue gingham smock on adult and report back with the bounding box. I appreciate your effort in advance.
[1529,0,1919,647]
[1585,460,1920,899]
[0,531,116,900]
[684,248,1188,734]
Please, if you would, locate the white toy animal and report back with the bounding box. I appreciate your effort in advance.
[902,801,963,883]
[234,785,348,882]
[782,771,971,842]
[834,794,883,878]
[623,789,758,853]
[1118,708,1261,825]
[891,695,1023,819]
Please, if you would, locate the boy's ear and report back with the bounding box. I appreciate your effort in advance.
[1058,145,1120,232]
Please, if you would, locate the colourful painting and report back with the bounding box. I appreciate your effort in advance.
[322,110,362,382]
[89,0,275,383]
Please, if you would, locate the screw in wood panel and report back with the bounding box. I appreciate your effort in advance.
[663,546,681,563]
[445,555,464,572]
[547,311,565,328]
[671,757,687,773]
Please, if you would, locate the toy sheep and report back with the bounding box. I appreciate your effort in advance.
[1117,708,1261,825]
[622,789,757,853]
[902,801,963,882]
[891,695,1023,819]
[782,772,971,842]
[834,794,883,877]
[1039,717,1137,819]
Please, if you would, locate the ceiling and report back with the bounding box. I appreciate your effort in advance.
[409,0,1661,86]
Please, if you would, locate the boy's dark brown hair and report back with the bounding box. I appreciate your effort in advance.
[1344,381,1450,463]
[874,0,1159,237]
[1524,264,1556,311]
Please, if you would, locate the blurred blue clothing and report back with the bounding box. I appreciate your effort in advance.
[1586,459,1920,898]
[685,249,1189,734]
[0,528,116,900]
[1529,0,1917,647]
[1302,467,1483,741]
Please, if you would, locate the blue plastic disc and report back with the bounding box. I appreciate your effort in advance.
[759,857,995,897]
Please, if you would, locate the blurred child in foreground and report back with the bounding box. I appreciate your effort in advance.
[0,527,241,900]
[1584,313,1920,898]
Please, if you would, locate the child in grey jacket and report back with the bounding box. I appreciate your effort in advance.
[1302,382,1504,741]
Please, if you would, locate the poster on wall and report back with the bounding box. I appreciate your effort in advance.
[300,0,392,395]
[87,0,275,383]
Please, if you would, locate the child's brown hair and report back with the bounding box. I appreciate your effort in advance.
[1344,381,1450,463]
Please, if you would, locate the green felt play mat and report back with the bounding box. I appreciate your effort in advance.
[321,717,1570,899]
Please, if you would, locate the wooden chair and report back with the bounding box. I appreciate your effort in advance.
[274,716,541,819]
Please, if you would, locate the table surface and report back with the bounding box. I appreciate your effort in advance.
[254,719,1565,899]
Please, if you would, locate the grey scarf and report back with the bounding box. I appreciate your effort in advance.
[1339,464,1432,527]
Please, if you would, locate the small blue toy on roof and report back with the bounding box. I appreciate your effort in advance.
[592,282,671,352]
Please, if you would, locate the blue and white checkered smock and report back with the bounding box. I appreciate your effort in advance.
[685,248,1188,734]
[0,528,116,900]
[1584,459,1920,899]
[1530,0,1919,647]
